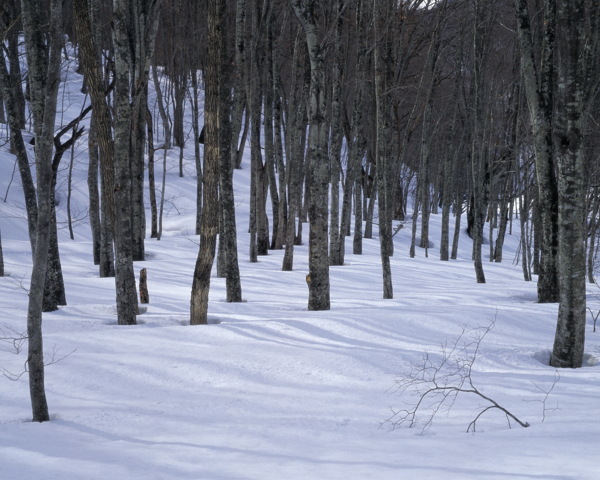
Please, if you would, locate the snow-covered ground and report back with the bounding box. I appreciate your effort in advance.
[1,60,599,480]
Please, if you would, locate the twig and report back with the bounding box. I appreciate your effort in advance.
[385,320,531,434]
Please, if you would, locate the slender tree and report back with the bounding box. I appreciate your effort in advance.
[218,3,243,303]
[328,0,344,265]
[190,0,225,324]
[514,0,560,303]
[74,0,116,277]
[21,0,64,423]
[291,0,331,310]
[373,0,394,298]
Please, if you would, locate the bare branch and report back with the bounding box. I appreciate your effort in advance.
[1,326,74,381]
[385,320,532,434]
[528,370,561,422]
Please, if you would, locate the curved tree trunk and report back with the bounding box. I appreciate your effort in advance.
[21,0,65,423]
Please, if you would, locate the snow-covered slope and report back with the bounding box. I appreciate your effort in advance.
[1,58,599,480]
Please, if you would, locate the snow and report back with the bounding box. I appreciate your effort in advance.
[1,58,600,480]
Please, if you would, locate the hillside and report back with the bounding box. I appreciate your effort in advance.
[1,60,599,480]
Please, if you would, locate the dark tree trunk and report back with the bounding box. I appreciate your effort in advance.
[515,0,560,302]
[328,0,344,266]
[373,0,394,299]
[282,31,308,272]
[147,107,159,239]
[130,89,147,262]
[191,69,202,236]
[1,0,26,130]
[218,2,242,303]
[87,114,102,264]
[73,0,115,277]
[190,0,223,324]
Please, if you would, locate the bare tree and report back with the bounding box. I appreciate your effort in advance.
[386,322,531,433]
[282,29,309,272]
[514,0,560,303]
[328,0,344,265]
[0,0,37,252]
[74,0,116,277]
[291,0,331,310]
[190,0,225,324]
[218,0,243,303]
[20,0,65,422]
[373,0,394,298]
[550,0,590,368]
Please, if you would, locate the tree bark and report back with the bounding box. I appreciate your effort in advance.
[550,0,587,368]
[292,0,331,311]
[282,30,308,272]
[218,8,242,304]
[21,0,65,423]
[469,0,491,284]
[87,114,102,264]
[147,107,159,238]
[514,0,560,302]
[112,0,140,325]
[328,0,344,266]
[190,0,223,324]
[373,0,394,299]
[0,48,38,253]
[74,0,115,277]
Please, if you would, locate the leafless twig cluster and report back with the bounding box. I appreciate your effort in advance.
[1,326,74,381]
[385,321,531,434]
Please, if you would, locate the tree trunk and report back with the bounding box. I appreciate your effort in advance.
[292,0,331,311]
[1,0,26,131]
[328,0,344,266]
[139,268,149,304]
[218,5,242,304]
[470,0,491,284]
[264,13,280,251]
[190,0,223,324]
[147,107,159,238]
[0,49,38,254]
[586,189,600,283]
[87,114,102,264]
[21,0,65,423]
[74,0,115,278]
[128,0,162,263]
[339,0,367,263]
[550,0,587,368]
[151,64,172,149]
[373,0,394,299]
[112,0,140,325]
[514,0,560,303]
[282,31,308,272]
[130,88,147,261]
[191,69,202,236]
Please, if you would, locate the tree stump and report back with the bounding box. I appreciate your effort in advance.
[139,268,149,304]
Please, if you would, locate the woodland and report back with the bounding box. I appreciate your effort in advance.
[0,0,599,428]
